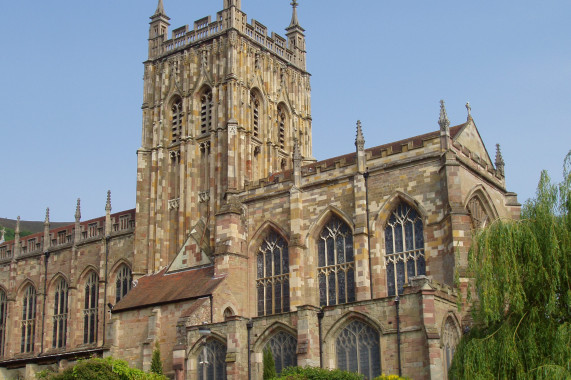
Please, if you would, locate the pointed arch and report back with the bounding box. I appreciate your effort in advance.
[113,264,133,303]
[189,333,227,380]
[254,322,298,375]
[372,191,427,232]
[250,87,266,139]
[196,84,214,136]
[51,276,69,349]
[441,314,461,379]
[464,185,499,229]
[249,220,289,252]
[16,279,37,298]
[47,272,70,292]
[20,283,37,353]
[324,311,385,343]
[276,102,289,150]
[78,265,100,285]
[82,270,99,345]
[253,321,297,352]
[306,205,354,243]
[169,94,184,145]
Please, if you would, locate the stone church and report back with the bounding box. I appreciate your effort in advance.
[0,1,521,379]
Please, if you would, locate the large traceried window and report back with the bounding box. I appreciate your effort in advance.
[52,278,68,349]
[317,216,355,306]
[171,97,183,144]
[251,92,260,138]
[442,317,460,379]
[197,339,227,380]
[265,331,297,375]
[336,320,381,379]
[467,196,489,229]
[200,89,213,135]
[257,231,289,316]
[277,106,286,150]
[21,285,36,353]
[385,203,426,296]
[0,289,7,357]
[83,272,98,344]
[115,265,132,303]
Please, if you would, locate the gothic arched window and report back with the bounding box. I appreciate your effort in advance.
[336,320,381,379]
[277,106,286,150]
[265,331,297,375]
[0,289,7,357]
[251,92,260,138]
[317,216,355,306]
[200,89,213,135]
[442,317,460,379]
[115,265,132,303]
[83,272,99,344]
[197,339,227,380]
[52,278,68,349]
[21,285,36,353]
[171,97,183,144]
[467,196,489,229]
[385,202,425,296]
[257,231,289,316]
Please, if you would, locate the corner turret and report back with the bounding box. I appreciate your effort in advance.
[286,0,306,69]
[223,0,241,9]
[148,0,171,59]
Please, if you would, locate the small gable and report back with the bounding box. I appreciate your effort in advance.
[453,121,493,167]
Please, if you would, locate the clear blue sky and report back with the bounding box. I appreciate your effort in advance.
[1,0,569,222]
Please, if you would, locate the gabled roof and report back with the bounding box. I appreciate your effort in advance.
[112,265,224,313]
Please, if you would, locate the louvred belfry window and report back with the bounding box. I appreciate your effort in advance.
[83,272,98,344]
[52,278,68,348]
[251,92,260,138]
[385,203,426,296]
[257,231,289,316]
[171,98,183,144]
[277,106,286,149]
[21,285,36,353]
[200,90,213,135]
[115,265,132,303]
[317,216,355,306]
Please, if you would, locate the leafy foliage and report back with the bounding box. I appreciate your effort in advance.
[450,151,571,379]
[271,366,365,380]
[36,357,168,380]
[263,348,277,379]
[0,226,32,242]
[150,341,163,375]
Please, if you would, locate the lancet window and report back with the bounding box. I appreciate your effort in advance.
[171,97,183,144]
[52,278,68,349]
[115,265,132,303]
[277,106,286,149]
[21,285,36,353]
[83,272,98,344]
[257,231,289,316]
[467,196,489,229]
[317,216,355,306]
[385,202,426,296]
[0,290,7,356]
[442,317,460,379]
[197,339,227,380]
[265,331,297,375]
[251,92,260,138]
[200,89,213,135]
[336,320,381,379]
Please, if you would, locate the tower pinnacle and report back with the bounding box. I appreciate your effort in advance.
[289,0,301,28]
[438,100,450,132]
[154,0,166,16]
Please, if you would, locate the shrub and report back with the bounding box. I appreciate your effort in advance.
[150,341,163,375]
[263,349,277,379]
[272,366,364,380]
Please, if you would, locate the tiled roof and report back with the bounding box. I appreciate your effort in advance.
[112,265,224,313]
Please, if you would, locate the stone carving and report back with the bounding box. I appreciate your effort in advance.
[168,198,180,210]
[199,191,210,203]
[228,124,237,136]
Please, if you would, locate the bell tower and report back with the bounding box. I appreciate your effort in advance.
[134,0,313,276]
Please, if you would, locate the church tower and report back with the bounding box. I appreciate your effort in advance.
[134,0,313,275]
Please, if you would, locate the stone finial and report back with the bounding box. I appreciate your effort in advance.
[15,216,20,234]
[44,208,50,225]
[466,102,472,121]
[106,190,112,213]
[0,227,5,244]
[495,144,505,177]
[75,198,81,222]
[154,0,166,16]
[439,100,450,132]
[355,120,365,152]
[289,0,301,28]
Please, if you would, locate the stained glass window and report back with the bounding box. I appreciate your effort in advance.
[266,331,297,374]
[317,216,355,306]
[83,272,98,344]
[200,89,213,135]
[197,339,227,380]
[336,320,381,379]
[0,289,7,356]
[52,278,68,348]
[115,265,132,303]
[385,203,425,296]
[21,285,36,353]
[257,231,289,316]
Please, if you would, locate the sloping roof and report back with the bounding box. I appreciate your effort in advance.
[112,265,224,313]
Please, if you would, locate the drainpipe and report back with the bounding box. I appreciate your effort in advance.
[40,250,50,354]
[363,170,373,299]
[103,235,110,346]
[395,296,402,377]
[317,308,324,368]
[246,319,253,380]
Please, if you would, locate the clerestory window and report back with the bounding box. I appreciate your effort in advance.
[318,216,355,306]
[257,231,289,316]
[83,272,98,344]
[384,202,426,296]
[52,278,68,348]
[115,265,132,303]
[21,285,36,353]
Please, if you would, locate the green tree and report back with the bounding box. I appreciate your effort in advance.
[150,341,163,375]
[450,152,571,379]
[263,348,277,379]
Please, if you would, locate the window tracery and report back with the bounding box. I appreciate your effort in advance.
[115,265,132,303]
[257,231,289,316]
[317,216,355,306]
[336,320,381,379]
[197,339,227,380]
[265,331,297,375]
[52,278,68,349]
[467,196,489,229]
[385,202,425,296]
[21,285,36,353]
[83,272,98,344]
